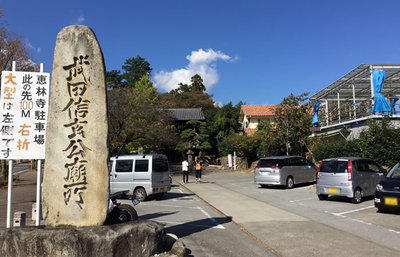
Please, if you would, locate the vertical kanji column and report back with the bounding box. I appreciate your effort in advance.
[43,26,109,227]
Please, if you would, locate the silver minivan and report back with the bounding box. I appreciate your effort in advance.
[316,157,386,203]
[254,156,317,189]
[109,154,171,201]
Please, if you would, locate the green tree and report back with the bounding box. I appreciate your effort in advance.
[135,75,159,105]
[206,101,243,156]
[106,70,123,88]
[107,86,177,155]
[357,118,400,167]
[159,74,215,113]
[312,118,400,167]
[122,56,152,88]
[106,56,152,88]
[218,134,259,165]
[312,140,360,161]
[177,120,212,155]
[273,93,312,156]
[254,120,282,157]
[190,74,206,92]
[170,74,206,96]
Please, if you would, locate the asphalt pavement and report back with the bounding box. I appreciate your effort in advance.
[2,165,399,257]
[0,162,36,228]
[174,170,399,257]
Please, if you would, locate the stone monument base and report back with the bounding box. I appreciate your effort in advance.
[0,220,181,257]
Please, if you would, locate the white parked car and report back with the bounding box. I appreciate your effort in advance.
[109,154,171,201]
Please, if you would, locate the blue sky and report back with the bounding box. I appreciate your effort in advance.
[1,0,400,106]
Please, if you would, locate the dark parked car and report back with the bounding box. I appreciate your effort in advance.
[375,162,400,212]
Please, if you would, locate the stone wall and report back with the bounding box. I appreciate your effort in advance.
[215,156,248,170]
[0,221,166,257]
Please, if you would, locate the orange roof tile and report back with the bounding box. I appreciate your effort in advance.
[241,105,277,117]
[245,128,257,136]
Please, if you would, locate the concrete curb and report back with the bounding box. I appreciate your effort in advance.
[173,176,282,257]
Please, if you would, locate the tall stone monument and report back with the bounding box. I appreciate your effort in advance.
[42,25,109,226]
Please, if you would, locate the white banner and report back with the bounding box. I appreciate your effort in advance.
[0,71,50,159]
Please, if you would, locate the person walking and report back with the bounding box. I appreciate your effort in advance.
[195,159,202,183]
[182,159,189,183]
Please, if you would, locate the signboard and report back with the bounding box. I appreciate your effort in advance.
[0,71,50,159]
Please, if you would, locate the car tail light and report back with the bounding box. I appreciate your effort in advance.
[317,161,322,179]
[270,166,281,169]
[347,160,352,181]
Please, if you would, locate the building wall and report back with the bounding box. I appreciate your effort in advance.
[348,120,400,140]
[242,116,273,131]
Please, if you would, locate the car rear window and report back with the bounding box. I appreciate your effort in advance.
[320,160,348,173]
[153,159,169,172]
[257,159,284,167]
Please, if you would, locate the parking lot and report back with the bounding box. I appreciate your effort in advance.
[131,182,275,257]
[135,170,400,256]
[202,171,400,251]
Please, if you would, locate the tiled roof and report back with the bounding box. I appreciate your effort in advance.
[164,108,205,121]
[241,105,277,117]
[245,128,257,136]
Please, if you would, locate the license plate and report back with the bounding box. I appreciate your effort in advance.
[160,188,164,193]
[384,197,398,206]
[328,188,338,194]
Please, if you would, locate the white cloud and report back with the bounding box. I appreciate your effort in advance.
[214,101,223,108]
[153,48,232,92]
[71,13,85,25]
[25,41,41,54]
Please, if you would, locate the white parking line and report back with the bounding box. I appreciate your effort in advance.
[157,220,225,229]
[197,206,225,229]
[351,218,372,225]
[289,197,314,203]
[387,229,400,234]
[175,188,184,194]
[333,206,375,216]
[140,203,200,209]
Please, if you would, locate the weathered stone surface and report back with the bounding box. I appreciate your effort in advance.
[169,240,187,257]
[43,25,109,226]
[0,221,165,257]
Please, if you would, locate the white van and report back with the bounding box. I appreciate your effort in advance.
[109,154,171,201]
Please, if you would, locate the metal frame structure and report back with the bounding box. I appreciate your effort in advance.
[310,64,400,130]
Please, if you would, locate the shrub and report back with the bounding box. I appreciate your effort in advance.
[312,118,400,167]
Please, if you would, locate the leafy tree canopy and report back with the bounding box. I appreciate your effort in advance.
[170,74,206,96]
[178,120,212,152]
[255,93,312,157]
[122,56,152,88]
[312,118,400,168]
[106,70,123,88]
[159,74,215,113]
[106,56,152,88]
[107,86,177,155]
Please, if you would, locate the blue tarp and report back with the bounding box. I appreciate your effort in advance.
[390,97,399,115]
[372,70,391,113]
[312,101,319,127]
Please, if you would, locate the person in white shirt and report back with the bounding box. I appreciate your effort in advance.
[182,160,189,183]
